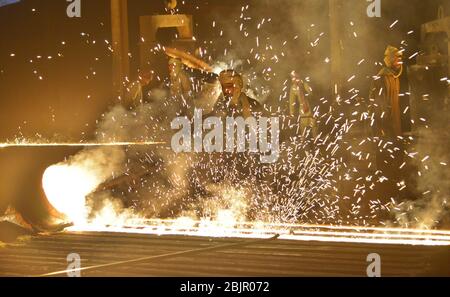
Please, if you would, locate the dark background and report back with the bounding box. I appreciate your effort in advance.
[0,0,447,141]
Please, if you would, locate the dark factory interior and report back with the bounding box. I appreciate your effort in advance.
[0,0,449,279]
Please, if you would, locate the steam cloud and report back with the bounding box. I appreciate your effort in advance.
[44,0,448,229]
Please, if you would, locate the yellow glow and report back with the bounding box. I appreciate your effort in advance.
[68,219,450,246]
[41,163,450,247]
[42,164,101,225]
[90,200,139,227]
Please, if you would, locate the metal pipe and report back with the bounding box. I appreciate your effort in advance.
[111,0,130,98]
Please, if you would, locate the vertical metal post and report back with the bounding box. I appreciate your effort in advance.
[111,0,130,99]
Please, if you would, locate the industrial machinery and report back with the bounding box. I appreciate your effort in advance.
[408,5,450,135]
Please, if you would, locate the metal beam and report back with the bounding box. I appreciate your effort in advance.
[111,0,130,98]
[139,14,194,68]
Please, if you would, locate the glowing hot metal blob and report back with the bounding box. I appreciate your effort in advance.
[42,164,101,225]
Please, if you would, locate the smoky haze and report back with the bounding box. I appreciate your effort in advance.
[1,0,447,229]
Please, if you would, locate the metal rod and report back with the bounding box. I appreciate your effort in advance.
[111,0,130,98]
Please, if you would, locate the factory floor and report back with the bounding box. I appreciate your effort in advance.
[0,226,449,277]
